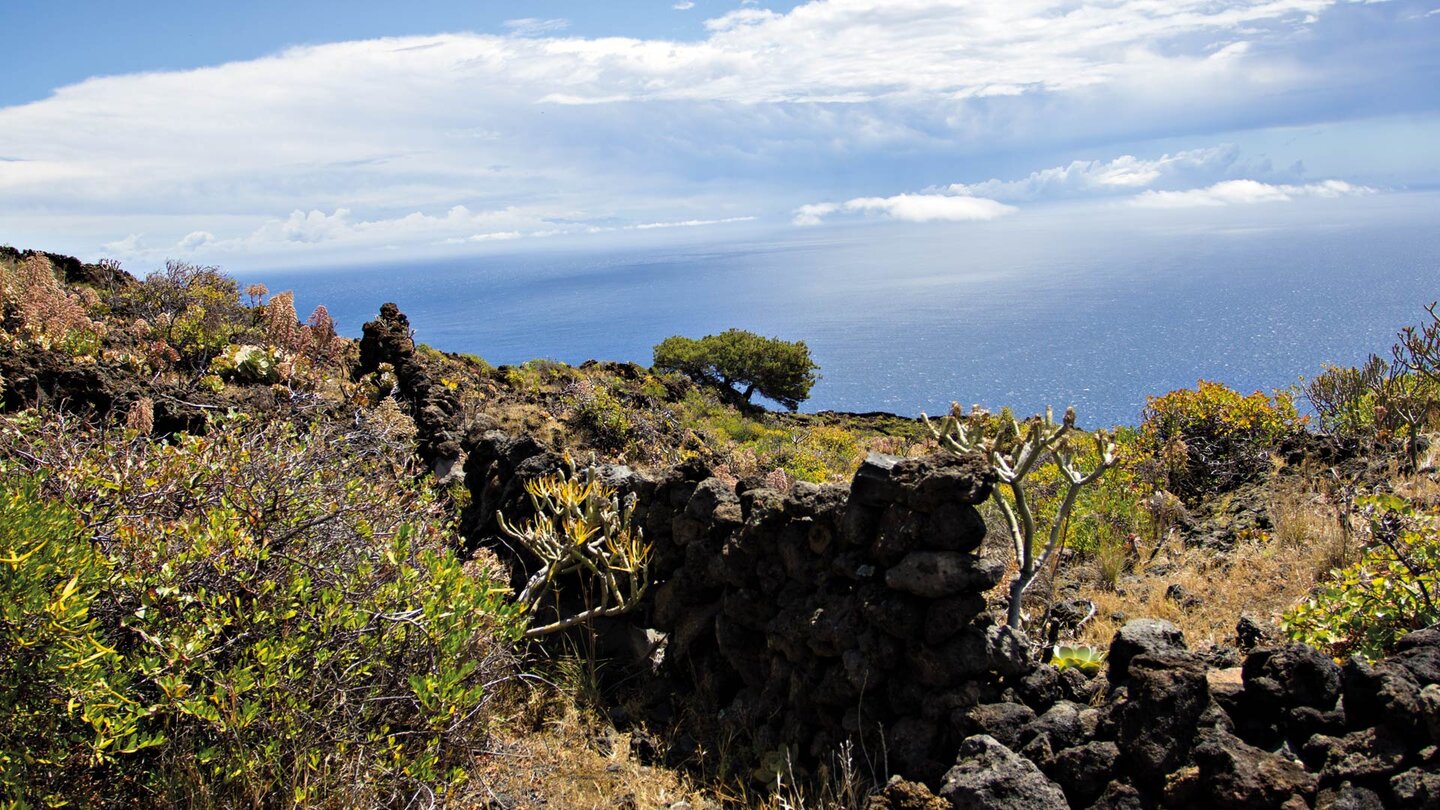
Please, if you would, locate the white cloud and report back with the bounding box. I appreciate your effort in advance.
[177,231,215,250]
[0,0,1427,263]
[795,194,1014,225]
[673,1,696,10]
[101,233,146,254]
[1131,178,1374,207]
[843,194,1016,222]
[792,203,841,226]
[631,216,755,229]
[947,146,1258,202]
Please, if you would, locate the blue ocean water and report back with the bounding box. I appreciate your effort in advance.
[244,197,1440,427]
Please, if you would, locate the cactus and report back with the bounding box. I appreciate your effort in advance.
[498,457,653,638]
[924,403,1117,630]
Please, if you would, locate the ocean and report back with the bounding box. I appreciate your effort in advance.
[243,195,1440,427]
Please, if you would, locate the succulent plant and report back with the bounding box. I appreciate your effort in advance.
[1051,644,1106,674]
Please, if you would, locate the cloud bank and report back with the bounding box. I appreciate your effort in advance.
[0,0,1433,264]
[795,149,1376,224]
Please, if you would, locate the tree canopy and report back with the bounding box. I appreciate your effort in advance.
[653,329,819,411]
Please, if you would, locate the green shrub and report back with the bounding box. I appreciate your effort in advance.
[1283,494,1439,661]
[0,412,524,806]
[0,480,151,806]
[780,425,861,483]
[1139,380,1304,499]
[112,261,250,371]
[566,381,635,453]
[1302,356,1440,444]
[1022,426,1150,557]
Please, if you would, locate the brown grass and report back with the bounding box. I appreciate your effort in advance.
[1074,477,1349,649]
[464,701,710,810]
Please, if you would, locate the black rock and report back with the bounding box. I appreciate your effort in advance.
[1306,726,1408,784]
[1243,643,1342,712]
[1315,782,1386,810]
[1108,619,1187,684]
[1044,740,1119,807]
[1191,728,1317,809]
[1115,652,1209,790]
[884,551,1005,599]
[955,703,1036,751]
[1342,658,1426,742]
[1390,767,1440,809]
[938,734,1069,810]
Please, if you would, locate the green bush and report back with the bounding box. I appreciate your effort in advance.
[112,261,251,371]
[1303,356,1440,443]
[1283,494,1439,661]
[1139,380,1304,499]
[0,412,523,807]
[566,381,635,453]
[0,480,150,806]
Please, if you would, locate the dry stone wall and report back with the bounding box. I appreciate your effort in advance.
[461,427,1440,809]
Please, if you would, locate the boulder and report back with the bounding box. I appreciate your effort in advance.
[892,452,994,509]
[852,453,906,507]
[885,552,1004,598]
[1392,627,1440,686]
[938,735,1069,810]
[1116,652,1209,789]
[1020,700,1090,753]
[1108,619,1187,684]
[1043,740,1119,807]
[955,703,1036,751]
[1242,643,1342,711]
[1342,659,1426,742]
[985,624,1035,677]
[1191,728,1317,809]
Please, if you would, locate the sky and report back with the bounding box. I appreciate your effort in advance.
[2,0,1438,270]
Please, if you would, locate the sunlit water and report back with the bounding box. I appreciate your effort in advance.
[243,196,1440,426]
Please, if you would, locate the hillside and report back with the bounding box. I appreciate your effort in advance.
[2,246,1439,809]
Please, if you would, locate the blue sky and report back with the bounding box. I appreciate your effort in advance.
[2,0,1438,269]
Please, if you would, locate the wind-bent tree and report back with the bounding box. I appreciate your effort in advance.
[653,328,819,411]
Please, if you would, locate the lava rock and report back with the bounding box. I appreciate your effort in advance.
[1342,659,1426,742]
[884,551,1004,599]
[1020,700,1090,752]
[1305,726,1408,784]
[938,734,1069,810]
[1315,782,1386,810]
[1390,767,1440,809]
[1043,740,1119,807]
[1191,728,1317,809]
[1108,619,1187,684]
[862,776,947,810]
[1243,643,1342,712]
[955,703,1036,751]
[1116,652,1209,790]
[1392,627,1440,686]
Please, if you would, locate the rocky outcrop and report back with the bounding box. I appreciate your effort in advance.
[356,303,464,473]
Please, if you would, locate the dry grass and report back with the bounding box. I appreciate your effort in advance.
[1074,478,1349,649]
[464,700,710,810]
